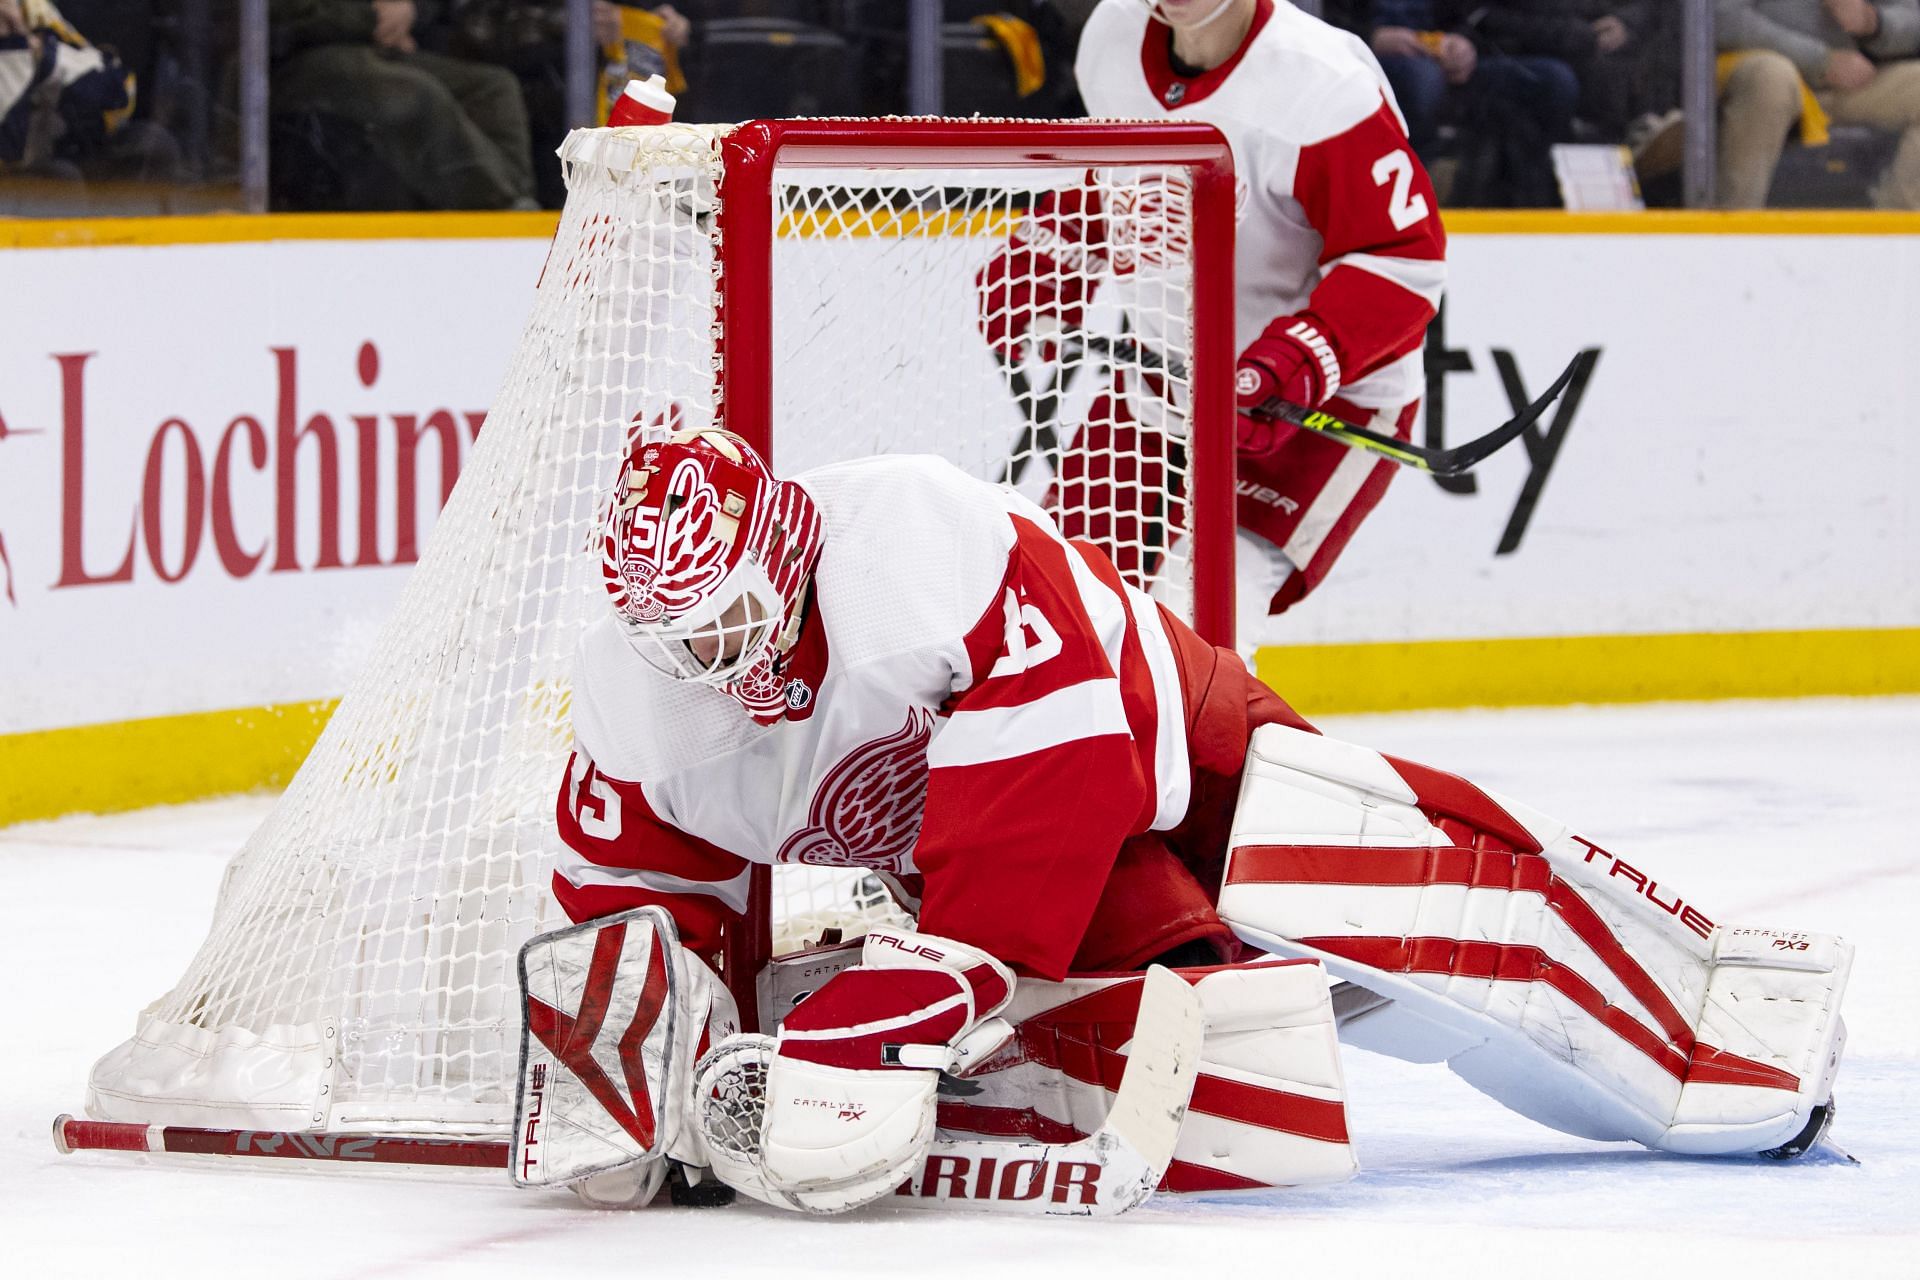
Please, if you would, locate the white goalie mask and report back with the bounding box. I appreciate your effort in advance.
[600,429,824,690]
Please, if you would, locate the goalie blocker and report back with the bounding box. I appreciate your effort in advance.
[513,906,742,1208]
[1217,724,1851,1159]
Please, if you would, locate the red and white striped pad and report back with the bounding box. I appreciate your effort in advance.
[1218,724,1852,1157]
[937,961,1356,1192]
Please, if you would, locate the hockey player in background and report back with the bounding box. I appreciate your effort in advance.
[979,0,1445,638]
[516,428,1851,1216]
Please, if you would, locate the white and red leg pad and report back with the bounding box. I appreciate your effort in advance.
[512,906,739,1205]
[1217,724,1852,1157]
[939,960,1357,1191]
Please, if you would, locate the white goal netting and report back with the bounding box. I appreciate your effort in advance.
[86,120,1231,1138]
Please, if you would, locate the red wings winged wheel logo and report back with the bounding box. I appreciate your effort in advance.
[776,710,935,870]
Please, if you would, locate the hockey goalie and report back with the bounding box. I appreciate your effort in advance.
[515,427,1851,1216]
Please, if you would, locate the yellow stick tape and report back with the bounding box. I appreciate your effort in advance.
[0,701,337,827]
[1257,628,1920,716]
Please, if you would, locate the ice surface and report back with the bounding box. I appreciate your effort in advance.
[5,699,1915,1279]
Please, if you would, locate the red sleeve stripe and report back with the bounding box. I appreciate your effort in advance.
[951,557,1023,700]
[1325,251,1445,308]
[952,521,1122,713]
[930,677,1130,768]
[1309,263,1439,383]
[1115,559,1191,830]
[1295,102,1447,264]
[1065,537,1190,831]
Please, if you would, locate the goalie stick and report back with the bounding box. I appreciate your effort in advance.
[54,967,1206,1215]
[1082,334,1596,478]
[885,962,1206,1216]
[52,1115,508,1169]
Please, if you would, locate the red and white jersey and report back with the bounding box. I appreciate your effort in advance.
[554,455,1193,978]
[1076,0,1445,410]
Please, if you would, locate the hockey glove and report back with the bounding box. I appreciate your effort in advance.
[704,927,1015,1214]
[1235,315,1344,458]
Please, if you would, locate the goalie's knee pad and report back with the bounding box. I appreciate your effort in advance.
[1217,724,1852,1158]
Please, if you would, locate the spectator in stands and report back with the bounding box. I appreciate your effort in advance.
[1,0,178,193]
[1569,0,1679,143]
[1330,0,1576,205]
[1717,0,1920,208]
[444,1,689,209]
[271,0,537,210]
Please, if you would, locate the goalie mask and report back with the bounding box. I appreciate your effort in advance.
[601,429,823,693]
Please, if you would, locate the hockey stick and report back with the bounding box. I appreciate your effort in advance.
[53,1116,736,1203]
[56,968,1204,1216]
[53,1114,508,1169]
[1084,334,1596,477]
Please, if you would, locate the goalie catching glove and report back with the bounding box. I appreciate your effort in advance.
[699,927,1016,1214]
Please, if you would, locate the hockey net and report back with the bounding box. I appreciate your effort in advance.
[85,119,1236,1140]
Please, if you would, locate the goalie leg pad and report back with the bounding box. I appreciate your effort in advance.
[940,959,1357,1191]
[1218,724,1852,1157]
[512,906,739,1199]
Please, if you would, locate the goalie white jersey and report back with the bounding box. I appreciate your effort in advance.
[556,454,1197,978]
